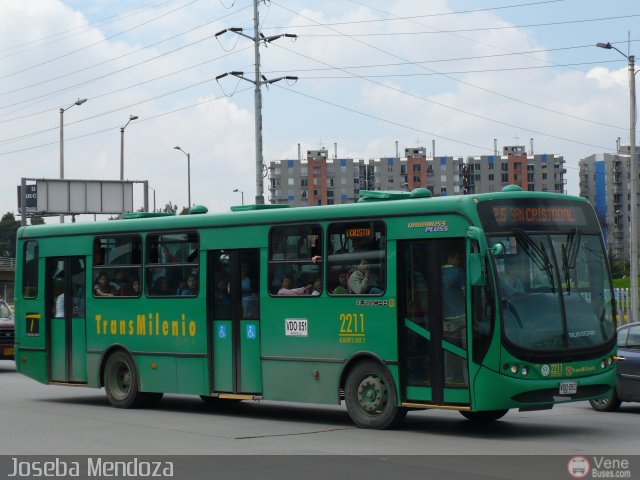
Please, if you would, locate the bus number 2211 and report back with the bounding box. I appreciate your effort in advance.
[339,313,365,335]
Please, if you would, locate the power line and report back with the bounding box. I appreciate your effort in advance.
[271,1,627,133]
[299,14,640,37]
[0,0,175,58]
[262,0,567,29]
[0,0,202,82]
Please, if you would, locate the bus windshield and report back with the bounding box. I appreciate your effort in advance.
[478,198,616,351]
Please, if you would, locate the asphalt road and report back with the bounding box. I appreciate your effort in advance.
[1,359,638,479]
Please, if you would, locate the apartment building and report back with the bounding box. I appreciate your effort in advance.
[579,144,639,261]
[268,145,565,207]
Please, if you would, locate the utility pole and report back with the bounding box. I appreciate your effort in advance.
[215,0,297,205]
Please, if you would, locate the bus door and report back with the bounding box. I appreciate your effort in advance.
[398,239,470,407]
[46,256,87,383]
[208,250,261,395]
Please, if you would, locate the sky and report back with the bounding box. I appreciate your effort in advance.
[0,0,638,222]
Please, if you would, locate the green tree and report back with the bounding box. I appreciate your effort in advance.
[0,212,20,258]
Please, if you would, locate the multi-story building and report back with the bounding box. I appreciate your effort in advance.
[268,145,565,207]
[467,145,566,194]
[579,144,639,261]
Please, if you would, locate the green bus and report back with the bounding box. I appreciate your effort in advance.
[14,186,617,429]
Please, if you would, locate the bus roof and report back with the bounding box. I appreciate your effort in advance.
[17,189,590,240]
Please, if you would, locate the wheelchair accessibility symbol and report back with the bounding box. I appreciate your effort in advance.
[246,324,256,339]
[218,325,227,339]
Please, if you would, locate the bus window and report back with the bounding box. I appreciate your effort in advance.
[146,232,199,297]
[269,225,322,296]
[22,241,38,298]
[92,236,142,298]
[327,221,386,296]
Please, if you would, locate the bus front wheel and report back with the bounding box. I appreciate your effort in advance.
[104,351,159,408]
[345,361,406,429]
[459,409,508,422]
[589,390,621,412]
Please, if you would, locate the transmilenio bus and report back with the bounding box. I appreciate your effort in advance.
[14,186,617,429]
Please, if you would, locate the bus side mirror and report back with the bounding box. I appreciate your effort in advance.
[469,252,485,287]
[490,243,504,256]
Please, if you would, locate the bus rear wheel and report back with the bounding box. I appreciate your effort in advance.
[104,351,157,409]
[345,361,406,429]
[459,409,508,422]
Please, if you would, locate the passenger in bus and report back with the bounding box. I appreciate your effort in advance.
[54,284,65,318]
[93,273,115,297]
[332,272,350,295]
[215,280,230,305]
[441,251,465,314]
[348,259,382,294]
[311,277,323,296]
[125,277,141,297]
[153,276,172,296]
[111,270,128,295]
[240,263,252,295]
[277,276,312,295]
[500,261,525,300]
[177,275,198,296]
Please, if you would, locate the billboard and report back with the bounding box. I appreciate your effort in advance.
[35,180,134,214]
[17,185,37,213]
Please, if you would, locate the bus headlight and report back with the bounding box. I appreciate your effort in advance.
[510,365,518,374]
[608,356,614,366]
[521,367,528,376]
[600,360,607,369]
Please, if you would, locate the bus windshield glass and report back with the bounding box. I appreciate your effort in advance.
[478,199,616,351]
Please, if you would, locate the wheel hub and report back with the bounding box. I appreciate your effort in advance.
[357,375,387,414]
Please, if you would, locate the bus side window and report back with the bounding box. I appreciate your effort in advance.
[22,241,38,299]
[269,225,322,297]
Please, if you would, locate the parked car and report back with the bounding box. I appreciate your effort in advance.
[589,321,640,411]
[0,299,14,360]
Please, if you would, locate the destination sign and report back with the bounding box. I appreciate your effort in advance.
[477,199,596,233]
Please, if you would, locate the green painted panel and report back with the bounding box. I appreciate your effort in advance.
[406,385,432,401]
[71,318,87,382]
[239,321,261,393]
[213,320,233,392]
[137,355,177,393]
[50,317,66,381]
[443,387,470,404]
[176,357,207,394]
[262,360,341,404]
[16,349,48,384]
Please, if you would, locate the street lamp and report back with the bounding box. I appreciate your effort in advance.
[233,188,245,205]
[59,98,87,223]
[597,41,638,324]
[173,146,191,209]
[120,115,138,181]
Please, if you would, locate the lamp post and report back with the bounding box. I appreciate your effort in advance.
[173,146,191,209]
[120,115,138,181]
[59,98,87,223]
[597,41,638,324]
[233,188,245,205]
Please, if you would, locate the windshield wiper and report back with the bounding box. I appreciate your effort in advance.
[561,228,581,295]
[513,228,556,292]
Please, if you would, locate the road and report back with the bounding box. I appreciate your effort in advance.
[1,360,638,479]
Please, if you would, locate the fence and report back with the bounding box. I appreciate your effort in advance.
[0,257,16,269]
[614,288,637,324]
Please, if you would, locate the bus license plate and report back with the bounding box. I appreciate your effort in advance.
[3,347,14,356]
[559,382,577,395]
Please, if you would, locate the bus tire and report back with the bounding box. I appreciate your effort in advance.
[589,389,621,412]
[459,409,508,422]
[345,360,406,429]
[103,351,147,409]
